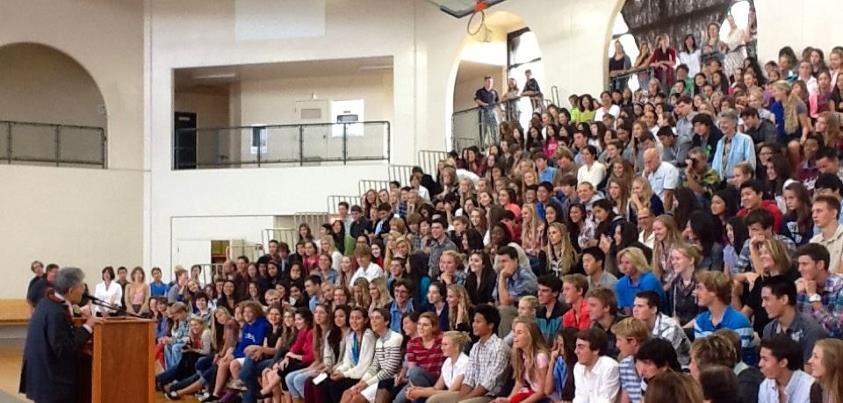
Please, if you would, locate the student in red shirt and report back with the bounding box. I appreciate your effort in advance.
[737,180,783,233]
[562,274,590,330]
[394,312,445,403]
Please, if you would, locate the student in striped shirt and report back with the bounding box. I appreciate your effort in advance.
[611,317,650,403]
[393,312,444,403]
[340,307,403,403]
[693,271,757,365]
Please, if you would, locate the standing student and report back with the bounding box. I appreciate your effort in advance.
[757,335,818,403]
[572,327,620,403]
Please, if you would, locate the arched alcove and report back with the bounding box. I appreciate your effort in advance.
[448,11,545,150]
[607,0,757,91]
[0,42,107,166]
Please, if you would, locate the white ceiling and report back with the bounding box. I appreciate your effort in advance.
[174,56,393,94]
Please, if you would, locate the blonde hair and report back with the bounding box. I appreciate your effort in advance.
[519,295,538,310]
[814,339,843,403]
[447,284,471,331]
[352,277,372,308]
[773,81,800,134]
[632,176,655,210]
[443,331,471,353]
[509,318,549,383]
[521,203,542,252]
[369,277,392,309]
[761,238,791,275]
[617,247,651,274]
[651,215,684,279]
[545,222,577,276]
[440,250,464,268]
[611,317,650,344]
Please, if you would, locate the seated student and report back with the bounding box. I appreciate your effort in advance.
[445,284,472,332]
[688,331,762,403]
[615,247,665,316]
[163,307,240,400]
[259,308,314,402]
[328,307,377,402]
[544,327,578,403]
[504,296,538,346]
[794,243,843,338]
[161,302,190,370]
[632,291,691,367]
[402,331,470,402]
[493,245,538,336]
[664,244,700,330]
[760,276,828,366]
[427,281,449,330]
[572,327,619,403]
[193,292,212,325]
[493,318,549,403]
[350,245,385,285]
[427,304,510,403]
[387,279,415,333]
[757,335,818,403]
[698,365,740,403]
[237,304,287,403]
[204,301,270,402]
[339,308,403,403]
[302,304,351,402]
[807,339,843,403]
[581,247,618,291]
[633,338,681,396]
[587,287,623,359]
[283,304,335,403]
[641,371,703,403]
[562,274,591,331]
[736,180,783,233]
[156,317,212,391]
[611,318,649,403]
[693,271,756,365]
[536,274,566,344]
[393,312,444,403]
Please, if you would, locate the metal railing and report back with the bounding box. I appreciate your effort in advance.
[418,150,448,177]
[261,228,298,251]
[0,120,106,168]
[327,195,362,214]
[389,164,414,187]
[607,66,655,91]
[451,94,548,152]
[173,120,390,170]
[294,212,331,230]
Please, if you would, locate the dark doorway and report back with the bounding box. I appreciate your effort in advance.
[174,112,197,169]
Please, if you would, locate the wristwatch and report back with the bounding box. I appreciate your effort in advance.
[808,294,822,304]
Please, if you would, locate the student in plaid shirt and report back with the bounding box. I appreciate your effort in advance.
[632,291,691,367]
[795,243,843,337]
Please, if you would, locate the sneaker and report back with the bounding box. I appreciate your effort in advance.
[196,391,210,400]
[164,391,181,401]
[199,395,219,403]
[229,379,247,391]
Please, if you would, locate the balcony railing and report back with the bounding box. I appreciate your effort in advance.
[451,94,548,152]
[173,121,390,170]
[0,120,107,168]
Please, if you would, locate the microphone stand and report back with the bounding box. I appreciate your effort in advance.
[85,295,146,319]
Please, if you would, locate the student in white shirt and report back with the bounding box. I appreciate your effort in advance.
[757,335,816,403]
[573,328,619,403]
[402,331,470,403]
[349,245,384,285]
[93,266,122,316]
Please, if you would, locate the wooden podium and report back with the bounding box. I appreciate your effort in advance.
[77,316,155,403]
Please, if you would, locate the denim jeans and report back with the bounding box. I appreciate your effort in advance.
[285,367,316,399]
[239,357,275,403]
[394,366,437,403]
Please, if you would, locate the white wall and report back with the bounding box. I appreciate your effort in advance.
[755,0,843,64]
[0,0,144,298]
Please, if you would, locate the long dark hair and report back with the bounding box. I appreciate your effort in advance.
[328,304,350,359]
[688,211,719,257]
[673,188,702,231]
[784,182,813,235]
[726,217,749,249]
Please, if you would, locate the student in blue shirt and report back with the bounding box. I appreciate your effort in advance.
[149,267,168,297]
[614,246,665,316]
[388,279,414,333]
[693,271,757,365]
[208,301,270,401]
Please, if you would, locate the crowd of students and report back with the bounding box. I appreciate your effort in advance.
[24,27,843,403]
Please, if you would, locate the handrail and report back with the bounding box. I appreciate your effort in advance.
[173,120,390,170]
[0,119,107,168]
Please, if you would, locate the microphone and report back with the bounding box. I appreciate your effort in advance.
[81,292,145,319]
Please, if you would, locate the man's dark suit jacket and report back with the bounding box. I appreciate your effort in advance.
[19,294,92,402]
